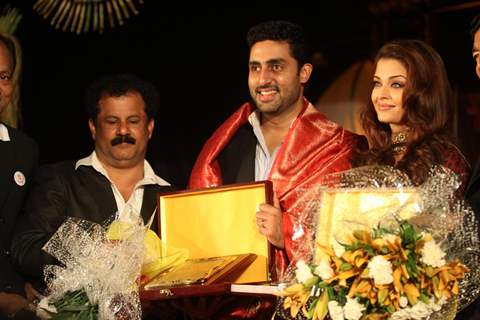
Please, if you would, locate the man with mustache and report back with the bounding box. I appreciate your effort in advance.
[11,74,171,286]
[190,20,365,282]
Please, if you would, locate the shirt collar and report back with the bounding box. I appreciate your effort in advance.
[0,123,10,141]
[248,110,261,127]
[75,151,170,187]
[247,109,296,129]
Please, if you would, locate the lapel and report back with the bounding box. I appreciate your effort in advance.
[140,185,159,224]
[218,124,256,184]
[0,126,25,215]
[235,128,256,183]
[78,166,167,228]
[0,141,15,212]
[77,166,118,221]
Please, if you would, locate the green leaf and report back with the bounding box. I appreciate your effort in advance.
[363,244,375,256]
[303,276,320,288]
[50,290,98,320]
[399,220,420,248]
[418,293,430,304]
[307,298,319,318]
[337,287,347,306]
[340,263,353,271]
[386,304,396,313]
[326,286,335,300]
[344,241,362,251]
[406,251,419,279]
[372,226,394,239]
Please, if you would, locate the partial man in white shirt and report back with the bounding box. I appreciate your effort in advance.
[0,33,39,319]
[11,74,171,289]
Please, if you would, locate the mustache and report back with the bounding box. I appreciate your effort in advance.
[255,85,279,93]
[110,135,136,146]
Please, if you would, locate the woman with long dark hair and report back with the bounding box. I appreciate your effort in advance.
[354,39,470,191]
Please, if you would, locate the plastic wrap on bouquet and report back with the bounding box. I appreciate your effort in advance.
[275,165,480,320]
[38,216,146,320]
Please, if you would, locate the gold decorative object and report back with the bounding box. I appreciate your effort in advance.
[391,129,409,144]
[33,0,144,34]
[391,129,409,155]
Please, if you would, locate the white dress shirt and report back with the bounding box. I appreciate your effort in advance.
[75,151,170,223]
[248,111,293,181]
[0,123,10,141]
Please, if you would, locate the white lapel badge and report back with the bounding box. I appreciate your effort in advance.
[14,171,26,186]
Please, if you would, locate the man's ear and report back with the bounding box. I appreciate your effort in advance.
[147,119,154,139]
[299,63,313,84]
[88,119,96,140]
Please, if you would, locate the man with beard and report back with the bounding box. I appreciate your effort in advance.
[11,74,171,285]
[189,20,365,280]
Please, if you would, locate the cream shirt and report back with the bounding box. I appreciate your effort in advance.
[75,151,170,223]
[248,111,294,181]
[0,123,10,141]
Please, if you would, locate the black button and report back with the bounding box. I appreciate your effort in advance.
[4,250,10,256]
[5,284,13,291]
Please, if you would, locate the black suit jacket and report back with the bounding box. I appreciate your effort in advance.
[0,124,38,295]
[218,124,257,184]
[460,160,480,320]
[11,160,170,286]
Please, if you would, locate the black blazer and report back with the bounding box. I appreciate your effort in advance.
[11,160,170,285]
[218,124,257,184]
[0,124,38,295]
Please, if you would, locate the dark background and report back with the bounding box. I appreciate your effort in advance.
[5,1,480,188]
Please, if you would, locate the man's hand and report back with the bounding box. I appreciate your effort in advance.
[0,292,30,316]
[24,282,42,304]
[256,196,284,248]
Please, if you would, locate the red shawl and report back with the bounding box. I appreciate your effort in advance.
[189,99,364,277]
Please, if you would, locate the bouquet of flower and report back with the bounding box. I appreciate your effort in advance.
[35,208,189,320]
[276,166,480,320]
[278,220,468,320]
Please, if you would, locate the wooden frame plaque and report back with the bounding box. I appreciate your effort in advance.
[155,181,273,285]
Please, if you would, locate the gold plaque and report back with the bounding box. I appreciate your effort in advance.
[315,188,420,261]
[157,182,273,283]
[144,253,256,290]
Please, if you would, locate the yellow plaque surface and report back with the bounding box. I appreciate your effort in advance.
[158,182,271,283]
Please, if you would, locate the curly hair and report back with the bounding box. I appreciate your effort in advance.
[354,39,457,185]
[246,20,311,68]
[85,73,159,124]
